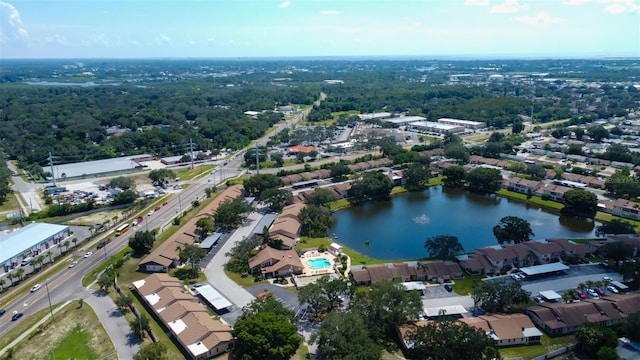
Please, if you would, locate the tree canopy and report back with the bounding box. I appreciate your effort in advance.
[492,216,535,244]
[243,174,284,197]
[128,230,156,254]
[298,275,349,316]
[214,196,253,230]
[148,169,176,183]
[299,204,333,237]
[304,188,338,206]
[561,189,598,219]
[471,280,531,313]
[260,188,293,212]
[442,166,466,188]
[350,171,394,203]
[424,235,464,260]
[403,163,432,191]
[311,311,382,360]
[465,167,502,193]
[108,176,135,190]
[595,219,636,237]
[232,311,300,360]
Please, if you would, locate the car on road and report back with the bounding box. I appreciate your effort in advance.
[68,260,79,268]
[0,309,6,316]
[132,219,138,226]
[96,241,106,249]
[84,251,93,258]
[576,289,587,299]
[11,311,23,321]
[607,285,619,294]
[603,276,612,281]
[155,206,161,212]
[30,284,41,292]
[444,284,453,292]
[147,211,154,216]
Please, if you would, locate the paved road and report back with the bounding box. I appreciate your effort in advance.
[6,162,43,213]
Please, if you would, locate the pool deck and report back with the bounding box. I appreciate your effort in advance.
[299,250,337,277]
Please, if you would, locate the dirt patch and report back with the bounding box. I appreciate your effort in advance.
[12,302,115,359]
[65,209,130,227]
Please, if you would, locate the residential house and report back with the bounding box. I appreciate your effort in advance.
[248,247,303,278]
[526,294,640,336]
[523,240,564,264]
[268,203,305,250]
[461,314,543,346]
[610,198,640,221]
[351,262,462,285]
[546,238,592,259]
[502,177,542,195]
[456,254,497,275]
[535,184,572,201]
[476,245,532,271]
[132,274,233,360]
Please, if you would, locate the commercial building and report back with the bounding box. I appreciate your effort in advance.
[380,116,426,126]
[437,118,486,130]
[44,154,154,180]
[408,121,465,134]
[0,223,70,274]
[358,112,392,121]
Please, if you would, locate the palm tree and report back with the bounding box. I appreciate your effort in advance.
[585,280,594,290]
[0,278,6,292]
[34,255,45,272]
[15,268,24,282]
[47,251,54,264]
[577,282,586,291]
[63,240,70,254]
[72,238,78,249]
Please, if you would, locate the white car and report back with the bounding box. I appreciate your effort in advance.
[510,273,522,281]
[603,276,612,281]
[68,260,79,268]
[606,285,619,294]
[30,284,41,292]
[84,251,93,258]
[586,289,599,298]
[147,211,154,217]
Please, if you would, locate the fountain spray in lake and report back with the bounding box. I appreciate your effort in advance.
[413,213,431,224]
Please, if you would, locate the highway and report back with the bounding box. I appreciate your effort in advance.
[0,106,312,340]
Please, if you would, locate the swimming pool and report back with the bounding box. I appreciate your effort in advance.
[307,258,332,270]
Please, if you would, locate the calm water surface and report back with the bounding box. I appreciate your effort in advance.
[329,187,599,260]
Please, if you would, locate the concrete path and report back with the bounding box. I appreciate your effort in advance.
[204,212,263,311]
[83,288,140,360]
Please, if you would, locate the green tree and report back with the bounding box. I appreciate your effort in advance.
[525,164,547,180]
[244,145,268,168]
[33,255,45,272]
[195,217,215,239]
[597,347,620,360]
[129,314,151,340]
[407,318,500,360]
[148,169,176,183]
[304,188,338,206]
[596,219,636,237]
[134,343,168,360]
[298,275,349,315]
[512,118,525,134]
[443,131,461,145]
[403,163,432,191]
[232,312,300,360]
[605,168,640,199]
[177,244,207,274]
[243,174,284,197]
[311,311,381,360]
[260,188,293,212]
[329,162,353,182]
[466,167,502,193]
[493,216,535,244]
[115,293,133,313]
[576,323,618,354]
[239,293,295,322]
[110,189,137,205]
[442,165,466,188]
[588,125,610,143]
[107,176,135,190]
[299,204,333,237]
[562,189,598,219]
[620,312,640,343]
[424,235,464,260]
[128,230,156,254]
[349,171,394,203]
[270,151,284,167]
[444,143,470,162]
[599,241,634,265]
[214,197,253,230]
[574,127,585,141]
[225,235,263,273]
[351,280,422,337]
[471,280,531,312]
[97,272,115,292]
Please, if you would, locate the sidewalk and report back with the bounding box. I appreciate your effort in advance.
[0,300,72,357]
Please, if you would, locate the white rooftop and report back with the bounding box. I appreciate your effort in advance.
[187,341,209,356]
[381,116,426,124]
[401,282,427,291]
[424,305,467,317]
[520,263,569,276]
[438,118,485,126]
[411,121,462,130]
[0,223,68,265]
[195,284,233,310]
[539,290,562,301]
[358,112,392,120]
[168,318,187,335]
[45,154,152,179]
[522,327,544,337]
[146,293,161,306]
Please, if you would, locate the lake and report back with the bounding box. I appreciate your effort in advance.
[329,187,599,260]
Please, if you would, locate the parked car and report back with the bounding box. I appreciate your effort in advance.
[572,292,580,301]
[68,260,79,268]
[533,296,544,304]
[603,276,612,281]
[30,284,41,292]
[444,284,453,292]
[11,311,23,321]
[576,289,587,299]
[587,289,599,298]
[84,251,93,258]
[96,242,106,249]
[594,288,605,296]
[510,273,522,281]
[607,285,619,294]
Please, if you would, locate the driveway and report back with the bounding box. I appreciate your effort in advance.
[422,284,458,299]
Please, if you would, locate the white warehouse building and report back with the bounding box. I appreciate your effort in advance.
[0,223,70,274]
[408,121,465,134]
[381,116,427,126]
[437,118,486,130]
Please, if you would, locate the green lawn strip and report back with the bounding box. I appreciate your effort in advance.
[0,306,59,350]
[174,164,216,181]
[328,198,351,211]
[0,254,79,309]
[391,186,407,196]
[451,274,483,296]
[82,246,133,287]
[0,192,20,216]
[224,269,268,287]
[126,288,184,360]
[495,189,564,211]
[331,110,359,117]
[498,334,575,360]
[427,176,444,186]
[595,212,640,229]
[53,324,96,359]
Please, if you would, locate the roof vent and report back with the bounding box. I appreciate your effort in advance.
[556,317,562,322]
[197,342,202,345]
[600,311,605,315]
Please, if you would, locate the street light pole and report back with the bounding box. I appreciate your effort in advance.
[45,280,53,319]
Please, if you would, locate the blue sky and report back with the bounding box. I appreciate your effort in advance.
[1,0,638,59]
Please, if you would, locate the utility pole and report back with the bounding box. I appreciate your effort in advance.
[255,143,260,175]
[45,280,54,319]
[189,139,195,170]
[48,152,56,186]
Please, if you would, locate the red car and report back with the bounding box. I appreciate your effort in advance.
[155,206,161,212]
[576,289,587,299]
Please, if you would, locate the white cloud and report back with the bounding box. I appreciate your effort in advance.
[0,2,29,46]
[156,33,171,45]
[600,0,639,13]
[465,0,489,6]
[279,1,290,8]
[320,10,341,15]
[491,0,525,13]
[563,0,592,4]
[515,11,567,24]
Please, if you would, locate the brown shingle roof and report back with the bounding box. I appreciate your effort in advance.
[248,247,302,271]
[523,240,564,255]
[351,269,370,283]
[480,314,537,341]
[134,273,183,296]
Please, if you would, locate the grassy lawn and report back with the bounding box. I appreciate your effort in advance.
[428,175,444,186]
[224,269,268,287]
[496,189,565,211]
[451,273,483,296]
[328,198,351,211]
[6,301,115,360]
[174,164,217,181]
[499,334,575,360]
[0,192,20,216]
[595,211,640,229]
[391,186,408,195]
[0,306,58,351]
[291,342,310,360]
[82,245,133,287]
[331,110,359,117]
[296,236,393,265]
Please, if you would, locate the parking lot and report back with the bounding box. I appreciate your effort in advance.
[422,284,458,299]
